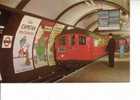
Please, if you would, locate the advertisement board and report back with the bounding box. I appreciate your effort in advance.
[33,20,55,68]
[47,23,65,66]
[13,15,41,74]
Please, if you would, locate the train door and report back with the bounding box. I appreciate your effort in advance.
[66,33,75,59]
[92,36,100,59]
[70,33,75,48]
[58,35,66,52]
[78,34,88,59]
[79,35,86,48]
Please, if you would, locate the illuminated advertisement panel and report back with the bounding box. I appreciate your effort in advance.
[33,20,55,68]
[13,15,41,74]
[47,23,65,66]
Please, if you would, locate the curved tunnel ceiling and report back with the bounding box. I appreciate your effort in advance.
[0,0,129,32]
[56,0,129,20]
[57,1,118,26]
[74,9,100,26]
[23,0,129,20]
[0,0,129,30]
[0,0,22,8]
[23,0,86,20]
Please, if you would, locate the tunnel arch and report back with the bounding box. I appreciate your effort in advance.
[55,0,129,21]
[57,2,117,26]
[74,9,100,26]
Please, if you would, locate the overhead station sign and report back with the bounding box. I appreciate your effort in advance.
[98,10,120,31]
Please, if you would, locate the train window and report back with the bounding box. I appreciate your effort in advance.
[70,34,75,46]
[60,36,66,46]
[79,36,86,45]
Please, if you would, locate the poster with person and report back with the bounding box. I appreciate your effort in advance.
[13,15,41,74]
[33,20,55,68]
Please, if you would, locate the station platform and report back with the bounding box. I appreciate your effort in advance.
[57,52,129,82]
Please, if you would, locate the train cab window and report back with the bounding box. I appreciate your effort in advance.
[60,36,66,46]
[70,34,75,46]
[79,36,86,45]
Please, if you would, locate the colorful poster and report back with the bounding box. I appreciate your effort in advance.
[2,35,13,48]
[33,20,55,68]
[47,23,65,66]
[13,15,41,74]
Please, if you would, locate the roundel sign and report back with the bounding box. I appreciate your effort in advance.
[2,35,13,48]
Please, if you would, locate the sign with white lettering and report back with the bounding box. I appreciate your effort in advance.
[13,15,41,74]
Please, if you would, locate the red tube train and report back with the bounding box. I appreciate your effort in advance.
[55,32,107,64]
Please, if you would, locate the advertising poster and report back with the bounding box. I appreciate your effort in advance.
[33,20,55,68]
[47,23,65,66]
[2,35,13,48]
[13,15,41,74]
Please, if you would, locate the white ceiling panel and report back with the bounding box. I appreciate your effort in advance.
[23,0,84,19]
[58,1,117,26]
[0,0,22,8]
[76,14,98,29]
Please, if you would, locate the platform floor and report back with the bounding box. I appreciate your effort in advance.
[57,53,130,82]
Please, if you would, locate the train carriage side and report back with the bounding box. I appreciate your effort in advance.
[55,32,107,65]
[91,35,108,60]
[55,33,94,62]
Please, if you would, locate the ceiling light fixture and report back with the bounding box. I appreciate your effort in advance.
[84,0,96,6]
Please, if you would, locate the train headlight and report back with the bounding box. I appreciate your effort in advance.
[61,54,64,58]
